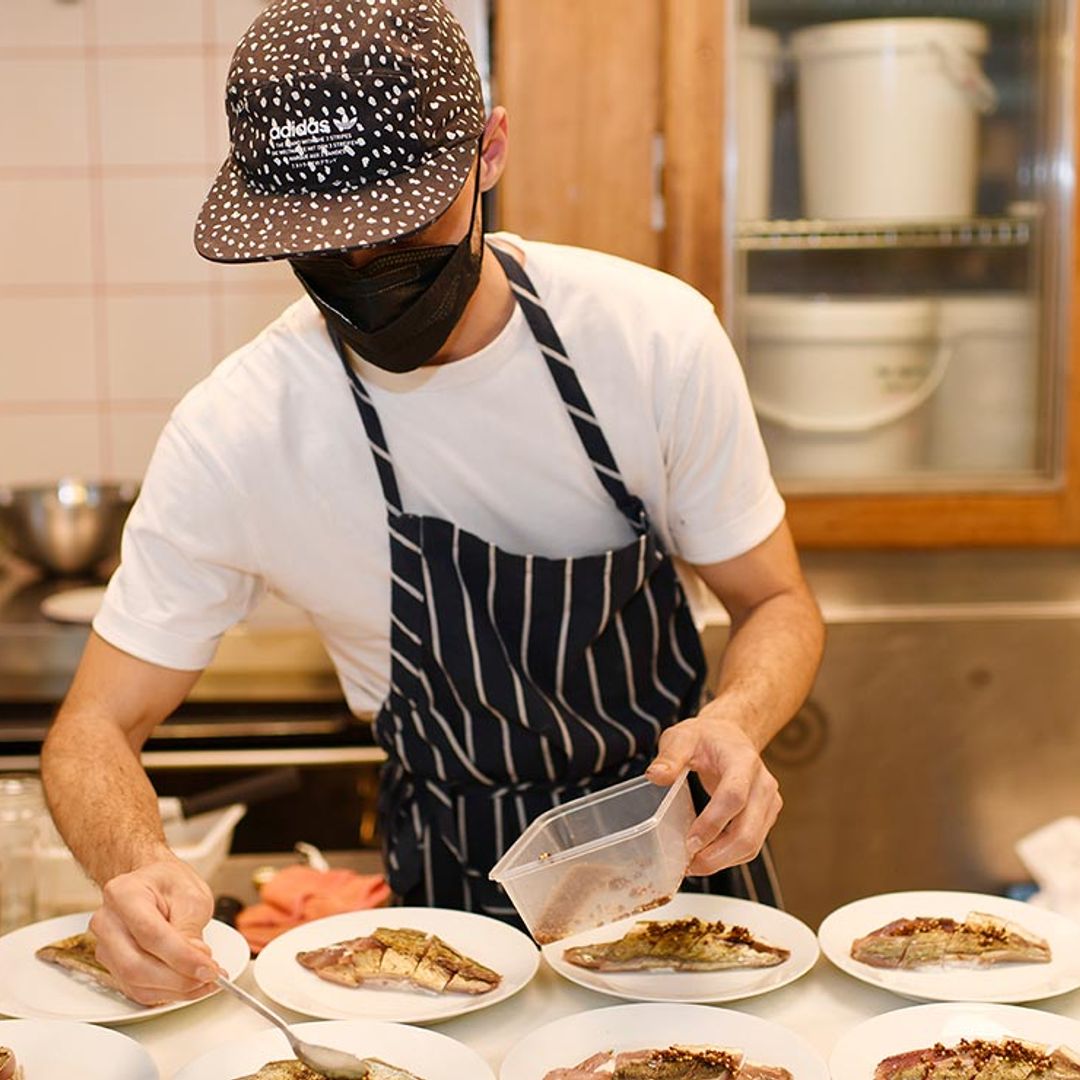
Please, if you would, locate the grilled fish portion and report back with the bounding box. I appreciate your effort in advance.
[542,1045,793,1080]
[875,1039,1080,1080]
[35,930,122,993]
[296,927,501,995]
[563,917,790,972]
[0,1046,24,1080]
[234,1059,426,1080]
[851,912,1052,969]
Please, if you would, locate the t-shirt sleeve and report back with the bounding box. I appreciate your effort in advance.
[93,415,265,671]
[661,305,786,565]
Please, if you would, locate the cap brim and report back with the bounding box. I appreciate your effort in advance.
[194,138,478,263]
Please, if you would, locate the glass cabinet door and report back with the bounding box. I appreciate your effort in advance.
[726,0,1075,495]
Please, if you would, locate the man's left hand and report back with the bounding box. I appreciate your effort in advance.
[645,715,782,877]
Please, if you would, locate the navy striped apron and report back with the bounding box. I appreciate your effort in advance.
[331,243,782,919]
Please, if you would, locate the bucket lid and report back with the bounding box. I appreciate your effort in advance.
[791,17,989,60]
[745,294,937,343]
[738,25,782,61]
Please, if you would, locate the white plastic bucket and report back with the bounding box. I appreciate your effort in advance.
[928,293,1038,472]
[736,26,782,221]
[791,18,995,220]
[744,295,945,479]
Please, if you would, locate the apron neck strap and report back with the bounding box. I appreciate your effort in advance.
[491,244,649,535]
[330,324,406,516]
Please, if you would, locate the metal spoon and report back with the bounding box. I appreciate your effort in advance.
[215,974,372,1079]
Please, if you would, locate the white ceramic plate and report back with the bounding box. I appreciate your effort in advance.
[0,1018,158,1079]
[38,586,107,624]
[0,912,250,1025]
[253,907,539,1023]
[542,891,818,1003]
[500,1001,830,1080]
[818,890,1080,1003]
[175,1018,495,1080]
[830,1001,1080,1080]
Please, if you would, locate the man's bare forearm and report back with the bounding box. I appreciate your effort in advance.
[41,632,201,886]
[42,712,171,885]
[701,583,825,751]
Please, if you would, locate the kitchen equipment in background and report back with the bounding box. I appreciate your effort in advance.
[0,567,377,857]
[489,770,694,944]
[928,293,1038,472]
[34,769,301,917]
[791,18,996,220]
[0,480,137,577]
[0,774,47,933]
[736,26,782,221]
[744,295,945,480]
[35,802,246,919]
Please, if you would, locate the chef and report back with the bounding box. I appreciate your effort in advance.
[41,0,824,1004]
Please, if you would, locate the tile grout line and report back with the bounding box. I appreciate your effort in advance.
[0,399,181,416]
[204,0,228,371]
[82,0,114,477]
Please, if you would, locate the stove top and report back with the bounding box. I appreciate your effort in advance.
[0,559,344,706]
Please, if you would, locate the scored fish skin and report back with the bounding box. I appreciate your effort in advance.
[296,927,501,995]
[562,917,790,972]
[34,930,123,993]
[874,1039,1080,1080]
[851,912,1052,970]
[234,1059,427,1080]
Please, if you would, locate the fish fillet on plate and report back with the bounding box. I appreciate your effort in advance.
[851,913,1051,970]
[175,1018,495,1080]
[541,1044,794,1080]
[562,916,790,973]
[818,891,1080,1003]
[296,927,501,994]
[35,931,123,994]
[253,908,537,1024]
[234,1059,425,1080]
[830,1002,1080,1080]
[875,1038,1080,1080]
[543,893,818,1005]
[499,1002,829,1080]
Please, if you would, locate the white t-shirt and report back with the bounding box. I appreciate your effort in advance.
[95,235,785,715]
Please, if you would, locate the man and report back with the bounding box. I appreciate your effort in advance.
[41,0,824,1005]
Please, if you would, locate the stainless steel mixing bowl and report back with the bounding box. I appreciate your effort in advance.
[0,479,138,577]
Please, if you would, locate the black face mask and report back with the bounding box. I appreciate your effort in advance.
[290,156,484,373]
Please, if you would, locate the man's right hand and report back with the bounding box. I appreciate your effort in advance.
[90,852,223,1005]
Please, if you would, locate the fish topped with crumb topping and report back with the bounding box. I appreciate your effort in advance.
[542,1044,793,1080]
[563,917,790,972]
[851,912,1051,969]
[875,1038,1080,1080]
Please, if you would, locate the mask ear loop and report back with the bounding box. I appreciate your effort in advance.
[468,134,485,254]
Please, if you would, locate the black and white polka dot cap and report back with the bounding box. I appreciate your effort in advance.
[195,0,486,263]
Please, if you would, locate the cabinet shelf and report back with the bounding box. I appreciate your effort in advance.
[737,214,1036,251]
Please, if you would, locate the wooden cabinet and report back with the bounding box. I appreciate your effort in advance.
[493,0,1080,547]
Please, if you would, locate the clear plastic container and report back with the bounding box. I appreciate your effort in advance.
[489,770,694,943]
[0,774,48,933]
[34,801,246,917]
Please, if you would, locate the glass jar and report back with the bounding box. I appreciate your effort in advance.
[0,773,47,933]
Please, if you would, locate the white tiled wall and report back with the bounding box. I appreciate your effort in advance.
[0,0,298,485]
[1,0,489,486]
